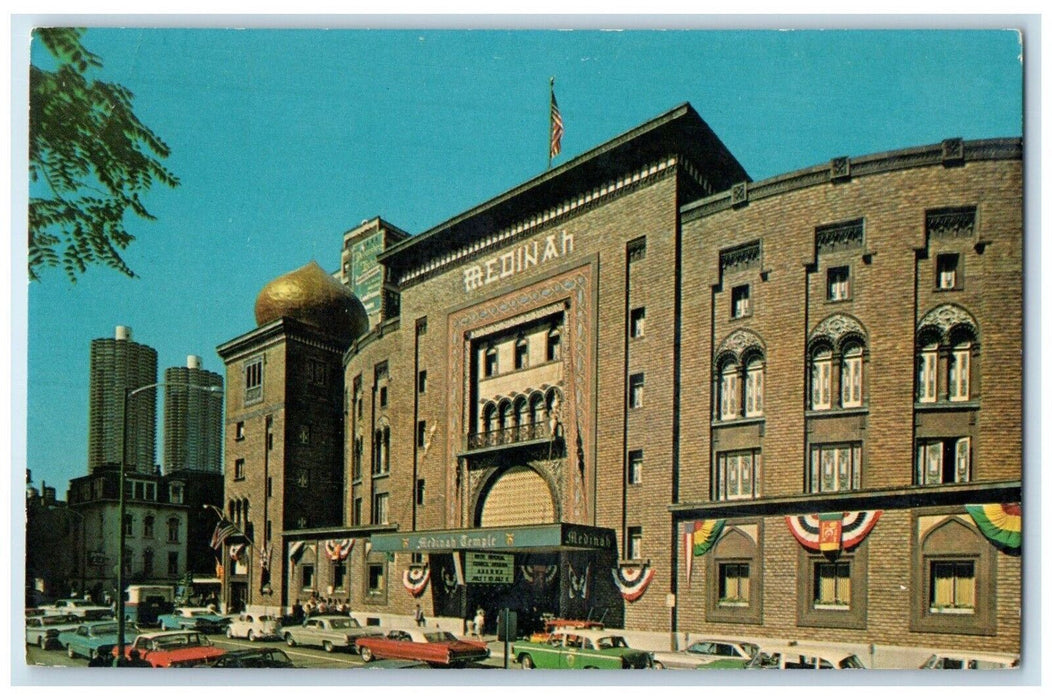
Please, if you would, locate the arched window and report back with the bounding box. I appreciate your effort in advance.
[744,356,764,418]
[719,359,740,420]
[917,334,940,403]
[484,346,498,377]
[949,339,972,402]
[841,342,863,408]
[167,517,180,543]
[515,337,529,370]
[811,348,832,410]
[529,393,545,425]
[482,402,497,434]
[142,548,154,576]
[499,401,513,431]
[515,396,529,427]
[546,329,561,362]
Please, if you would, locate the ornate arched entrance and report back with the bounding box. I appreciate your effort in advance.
[477,465,556,527]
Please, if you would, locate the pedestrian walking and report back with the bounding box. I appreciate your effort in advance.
[473,608,485,639]
[414,604,425,627]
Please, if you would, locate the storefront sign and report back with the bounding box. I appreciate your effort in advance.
[370,523,617,553]
[465,552,514,584]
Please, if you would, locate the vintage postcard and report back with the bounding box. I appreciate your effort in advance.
[18,23,1026,679]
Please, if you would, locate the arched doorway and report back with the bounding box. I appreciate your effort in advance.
[478,466,555,527]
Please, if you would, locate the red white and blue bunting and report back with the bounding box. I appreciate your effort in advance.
[229,543,247,562]
[288,540,305,564]
[325,539,354,561]
[612,563,655,602]
[403,566,430,597]
[786,511,882,552]
[568,563,590,599]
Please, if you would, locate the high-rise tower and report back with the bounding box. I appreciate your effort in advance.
[163,355,224,474]
[87,326,158,473]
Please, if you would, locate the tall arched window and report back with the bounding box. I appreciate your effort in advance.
[546,328,561,362]
[529,393,545,425]
[915,305,979,404]
[482,402,497,433]
[515,337,529,370]
[515,396,529,427]
[949,340,972,401]
[841,342,863,408]
[719,359,740,420]
[499,400,513,431]
[484,346,498,377]
[744,356,764,417]
[917,335,940,403]
[811,348,832,410]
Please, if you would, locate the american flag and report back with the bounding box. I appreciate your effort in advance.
[549,87,564,159]
[209,520,238,550]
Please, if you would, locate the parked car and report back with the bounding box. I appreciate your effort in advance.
[356,628,491,667]
[25,614,82,649]
[280,614,381,653]
[745,645,866,670]
[528,618,606,643]
[202,648,296,668]
[511,629,654,669]
[114,630,225,668]
[226,612,281,641]
[920,651,1019,669]
[651,639,760,669]
[157,607,230,633]
[59,620,136,660]
[40,599,113,620]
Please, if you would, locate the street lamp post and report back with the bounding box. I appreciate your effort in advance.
[115,381,221,666]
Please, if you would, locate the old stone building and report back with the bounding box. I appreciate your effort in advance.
[217,104,1021,654]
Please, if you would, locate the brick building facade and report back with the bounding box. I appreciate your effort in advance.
[217,104,1021,653]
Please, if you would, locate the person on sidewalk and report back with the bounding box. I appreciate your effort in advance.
[414,604,426,627]
[473,608,485,639]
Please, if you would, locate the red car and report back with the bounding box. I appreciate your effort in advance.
[114,630,226,668]
[357,628,490,667]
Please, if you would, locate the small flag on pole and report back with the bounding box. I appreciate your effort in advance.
[549,77,564,165]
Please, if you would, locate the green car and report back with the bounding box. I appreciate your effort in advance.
[511,630,654,669]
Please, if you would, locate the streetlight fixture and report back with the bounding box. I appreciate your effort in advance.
[115,381,222,666]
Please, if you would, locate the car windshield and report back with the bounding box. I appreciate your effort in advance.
[596,636,628,649]
[741,643,760,659]
[424,632,458,643]
[328,618,356,629]
[92,624,119,635]
[48,615,80,625]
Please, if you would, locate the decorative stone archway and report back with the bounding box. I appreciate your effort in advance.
[476,465,557,527]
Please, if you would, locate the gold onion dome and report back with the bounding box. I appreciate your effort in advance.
[254,261,370,343]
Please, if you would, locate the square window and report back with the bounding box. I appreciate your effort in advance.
[718,562,750,606]
[417,421,427,448]
[234,459,245,480]
[731,285,751,318]
[937,253,960,290]
[929,560,975,614]
[418,370,427,394]
[627,450,643,485]
[827,266,851,301]
[627,527,643,560]
[630,307,646,338]
[809,444,862,493]
[629,373,644,409]
[515,339,529,370]
[302,565,315,589]
[379,385,388,408]
[235,422,245,441]
[813,561,851,609]
[715,450,762,500]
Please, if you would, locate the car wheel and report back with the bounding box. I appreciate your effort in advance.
[360,646,374,663]
[520,654,535,669]
[653,661,665,669]
[226,627,233,639]
[248,630,257,643]
[67,644,76,659]
[323,641,334,653]
[285,633,296,647]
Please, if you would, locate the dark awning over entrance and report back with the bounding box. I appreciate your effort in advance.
[370,522,616,554]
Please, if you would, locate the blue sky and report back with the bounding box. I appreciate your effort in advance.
[20,28,1023,494]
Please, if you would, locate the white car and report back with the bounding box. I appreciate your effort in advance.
[920,650,1019,669]
[652,639,760,669]
[25,614,82,649]
[40,598,113,620]
[226,612,281,641]
[746,644,866,669]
